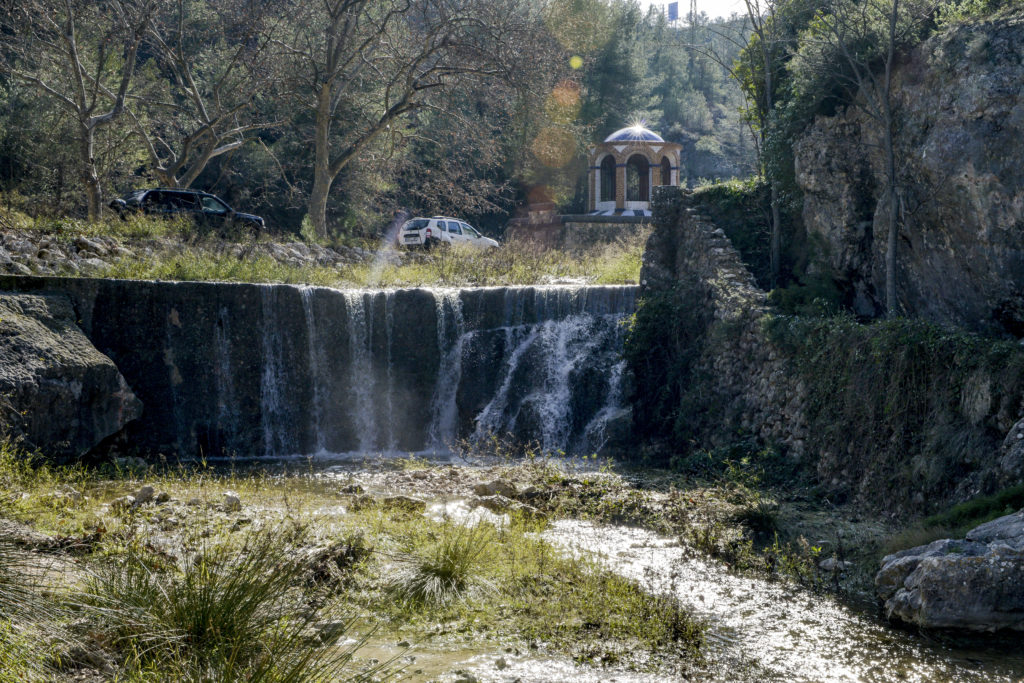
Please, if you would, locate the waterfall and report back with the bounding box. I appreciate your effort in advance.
[428,289,466,449]
[300,286,326,454]
[133,283,638,458]
[259,286,288,457]
[343,291,378,452]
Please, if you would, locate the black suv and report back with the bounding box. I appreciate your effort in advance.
[109,188,265,233]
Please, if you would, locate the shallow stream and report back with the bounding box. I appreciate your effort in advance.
[537,520,1024,683]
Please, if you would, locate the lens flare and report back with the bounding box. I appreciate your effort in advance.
[545,80,581,124]
[531,126,576,169]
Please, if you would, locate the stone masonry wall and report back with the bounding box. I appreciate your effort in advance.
[639,187,1024,514]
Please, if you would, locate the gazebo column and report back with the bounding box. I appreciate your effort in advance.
[615,162,626,210]
[588,167,596,212]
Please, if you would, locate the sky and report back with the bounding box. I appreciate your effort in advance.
[638,0,747,21]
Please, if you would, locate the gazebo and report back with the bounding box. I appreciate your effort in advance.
[586,125,682,216]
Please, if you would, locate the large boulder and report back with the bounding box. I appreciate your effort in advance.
[876,509,1024,631]
[0,293,141,456]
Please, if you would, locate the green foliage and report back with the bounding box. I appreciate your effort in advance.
[501,532,704,662]
[692,178,772,286]
[765,313,1024,508]
[624,287,709,448]
[920,484,1024,533]
[935,0,1008,27]
[768,272,842,315]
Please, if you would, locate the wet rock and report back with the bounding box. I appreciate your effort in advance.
[876,511,1024,631]
[110,495,136,513]
[473,479,517,498]
[818,558,852,572]
[473,494,516,514]
[471,495,546,521]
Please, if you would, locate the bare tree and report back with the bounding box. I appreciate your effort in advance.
[268,0,543,238]
[0,0,156,221]
[128,0,278,189]
[794,0,933,315]
[683,4,790,287]
[742,0,784,289]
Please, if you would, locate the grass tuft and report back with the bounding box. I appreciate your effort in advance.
[388,522,493,606]
[82,522,389,681]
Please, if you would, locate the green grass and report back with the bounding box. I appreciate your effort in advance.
[0,445,705,677]
[100,232,648,288]
[387,522,493,606]
[2,202,648,287]
[82,523,387,682]
[883,483,1024,556]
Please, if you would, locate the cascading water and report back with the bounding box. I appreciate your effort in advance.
[343,290,379,453]
[259,285,288,457]
[122,282,635,459]
[428,290,467,449]
[244,284,638,458]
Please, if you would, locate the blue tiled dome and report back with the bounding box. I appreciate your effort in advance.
[604,126,664,142]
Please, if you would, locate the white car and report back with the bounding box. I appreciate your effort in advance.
[398,216,498,250]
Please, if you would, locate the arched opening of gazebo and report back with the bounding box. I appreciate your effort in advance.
[600,155,616,204]
[626,154,650,204]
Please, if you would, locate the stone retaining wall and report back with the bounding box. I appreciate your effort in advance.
[638,187,1024,513]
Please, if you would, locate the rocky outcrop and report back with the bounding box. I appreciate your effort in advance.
[0,292,141,456]
[876,509,1024,631]
[640,187,810,457]
[794,15,1024,332]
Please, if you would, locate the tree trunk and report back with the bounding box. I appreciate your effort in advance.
[78,123,102,222]
[885,126,898,317]
[308,86,335,239]
[770,179,781,288]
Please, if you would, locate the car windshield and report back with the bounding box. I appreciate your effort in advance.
[403,219,429,231]
[201,195,229,214]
